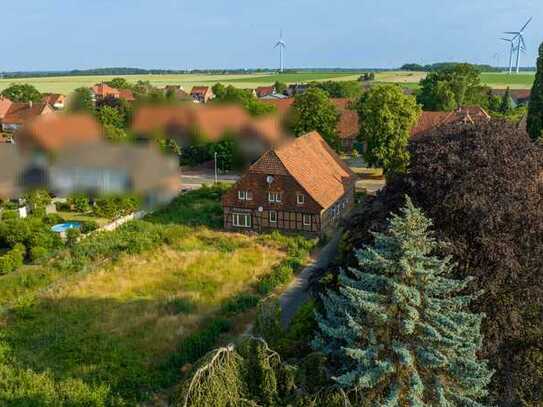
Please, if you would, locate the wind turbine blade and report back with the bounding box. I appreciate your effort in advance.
[500,38,512,42]
[520,35,527,50]
[520,17,533,32]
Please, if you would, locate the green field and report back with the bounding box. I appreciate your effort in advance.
[375,71,535,90]
[0,70,534,96]
[0,72,361,95]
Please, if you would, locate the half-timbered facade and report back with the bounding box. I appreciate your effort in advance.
[222,131,356,236]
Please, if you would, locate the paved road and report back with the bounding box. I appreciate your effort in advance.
[180,169,239,190]
[278,230,342,328]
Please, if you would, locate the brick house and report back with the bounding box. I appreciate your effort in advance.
[190,86,214,103]
[90,83,135,102]
[1,102,54,133]
[42,93,66,110]
[222,131,356,235]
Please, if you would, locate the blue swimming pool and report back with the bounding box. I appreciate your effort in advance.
[51,222,81,233]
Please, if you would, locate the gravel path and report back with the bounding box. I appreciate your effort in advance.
[278,230,342,328]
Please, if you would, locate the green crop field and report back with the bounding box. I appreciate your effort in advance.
[0,72,362,95]
[375,71,535,90]
[0,70,534,95]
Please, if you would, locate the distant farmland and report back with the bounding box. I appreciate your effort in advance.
[0,71,534,95]
[0,72,362,94]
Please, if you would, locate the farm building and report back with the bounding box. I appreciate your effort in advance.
[42,93,66,110]
[190,86,214,103]
[222,131,355,235]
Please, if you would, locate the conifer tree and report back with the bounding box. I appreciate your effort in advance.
[312,197,493,406]
[527,42,543,141]
[499,87,514,114]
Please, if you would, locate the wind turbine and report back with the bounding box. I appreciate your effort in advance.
[274,30,286,73]
[500,37,517,74]
[504,17,532,74]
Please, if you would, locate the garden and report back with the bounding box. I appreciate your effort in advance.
[0,184,317,406]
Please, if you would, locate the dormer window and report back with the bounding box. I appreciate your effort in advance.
[268,192,281,203]
[238,191,252,200]
[297,193,305,205]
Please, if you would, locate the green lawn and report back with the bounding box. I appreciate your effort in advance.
[0,185,316,406]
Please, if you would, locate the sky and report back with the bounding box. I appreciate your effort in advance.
[2,0,543,71]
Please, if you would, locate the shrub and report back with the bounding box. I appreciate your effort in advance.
[65,228,81,247]
[80,220,98,234]
[30,246,49,262]
[42,213,65,225]
[1,210,17,220]
[0,244,25,274]
[67,193,91,212]
[54,201,71,212]
[93,194,141,219]
[220,293,259,316]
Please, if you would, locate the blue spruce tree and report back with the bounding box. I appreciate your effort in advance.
[312,197,493,406]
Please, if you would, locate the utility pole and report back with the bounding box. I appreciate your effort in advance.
[214,152,218,184]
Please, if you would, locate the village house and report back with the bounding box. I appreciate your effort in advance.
[255,86,275,98]
[222,131,356,235]
[190,86,214,103]
[492,89,531,106]
[0,101,54,133]
[42,93,66,110]
[131,104,288,161]
[90,83,135,103]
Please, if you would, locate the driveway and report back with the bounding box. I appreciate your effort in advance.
[278,230,342,328]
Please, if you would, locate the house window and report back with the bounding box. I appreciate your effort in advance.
[232,213,251,228]
[268,192,281,203]
[297,193,305,205]
[269,210,277,223]
[303,214,311,226]
[238,191,252,200]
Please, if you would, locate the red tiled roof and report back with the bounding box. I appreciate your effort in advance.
[16,113,103,152]
[332,98,358,140]
[119,89,135,102]
[0,97,13,119]
[91,83,120,98]
[191,86,210,95]
[42,93,65,105]
[3,102,53,125]
[132,104,250,141]
[249,131,355,208]
[256,86,274,98]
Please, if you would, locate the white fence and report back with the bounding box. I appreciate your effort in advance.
[99,210,147,232]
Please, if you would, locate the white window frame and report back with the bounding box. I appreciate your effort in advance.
[269,210,277,223]
[303,214,311,226]
[297,193,305,205]
[232,213,251,228]
[238,190,246,200]
[268,192,281,203]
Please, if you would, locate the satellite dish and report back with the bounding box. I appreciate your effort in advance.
[258,207,263,212]
[266,176,274,184]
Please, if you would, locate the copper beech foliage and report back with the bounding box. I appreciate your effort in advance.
[341,119,543,404]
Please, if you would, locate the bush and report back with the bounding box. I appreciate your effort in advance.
[54,201,71,212]
[220,293,259,316]
[0,244,25,274]
[67,193,91,212]
[30,246,49,262]
[65,228,81,247]
[1,210,17,220]
[80,220,98,234]
[257,264,293,295]
[93,194,141,219]
[42,213,65,225]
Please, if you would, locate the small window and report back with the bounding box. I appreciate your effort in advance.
[238,191,246,200]
[268,192,281,203]
[232,213,251,228]
[297,193,305,205]
[246,191,253,200]
[269,210,277,223]
[303,214,311,226]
